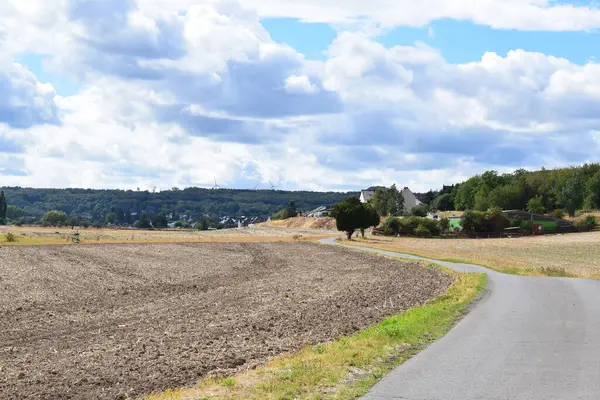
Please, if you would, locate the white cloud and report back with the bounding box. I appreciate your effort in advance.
[2,0,600,192]
[0,60,59,128]
[243,0,600,31]
[284,75,319,94]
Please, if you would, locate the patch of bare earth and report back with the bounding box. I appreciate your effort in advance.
[0,243,452,399]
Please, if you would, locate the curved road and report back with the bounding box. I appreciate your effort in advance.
[320,237,600,400]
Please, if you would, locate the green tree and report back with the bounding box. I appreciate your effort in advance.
[411,204,428,217]
[286,201,297,218]
[135,212,152,229]
[359,206,380,238]
[584,171,600,210]
[66,217,78,229]
[331,197,378,240]
[152,213,168,229]
[0,191,7,225]
[372,188,389,217]
[438,217,450,234]
[105,212,119,225]
[453,177,480,210]
[560,171,586,217]
[386,184,404,216]
[433,193,453,212]
[6,205,26,220]
[41,210,68,227]
[527,195,546,215]
[272,200,298,220]
[488,183,523,210]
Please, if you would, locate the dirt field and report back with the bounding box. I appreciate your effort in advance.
[0,242,452,399]
[0,224,337,246]
[345,231,600,277]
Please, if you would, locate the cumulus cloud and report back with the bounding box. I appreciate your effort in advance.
[0,61,59,128]
[244,0,600,31]
[2,0,600,191]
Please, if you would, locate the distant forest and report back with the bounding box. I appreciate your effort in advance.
[3,163,599,228]
[424,163,600,217]
[0,187,356,225]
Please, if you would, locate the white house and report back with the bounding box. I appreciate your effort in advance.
[360,186,423,214]
[359,186,385,203]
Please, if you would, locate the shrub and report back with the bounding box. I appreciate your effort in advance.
[5,232,17,242]
[381,217,401,236]
[488,208,509,232]
[550,209,565,220]
[398,216,421,235]
[461,208,509,233]
[415,223,431,237]
[411,205,428,217]
[461,210,486,233]
[438,217,450,234]
[379,216,442,237]
[520,220,533,231]
[575,215,597,232]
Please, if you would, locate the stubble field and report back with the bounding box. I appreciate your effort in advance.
[0,242,452,399]
[0,224,337,246]
[343,231,600,277]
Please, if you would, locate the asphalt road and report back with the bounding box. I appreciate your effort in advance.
[321,237,600,400]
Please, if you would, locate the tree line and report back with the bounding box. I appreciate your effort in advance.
[0,187,355,226]
[424,164,600,217]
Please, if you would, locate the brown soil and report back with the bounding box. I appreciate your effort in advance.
[0,242,453,399]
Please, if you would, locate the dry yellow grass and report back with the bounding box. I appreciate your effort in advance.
[342,232,600,278]
[0,225,336,246]
[263,216,338,230]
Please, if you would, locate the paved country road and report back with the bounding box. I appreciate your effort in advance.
[320,237,600,400]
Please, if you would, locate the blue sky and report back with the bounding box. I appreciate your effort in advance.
[2,0,600,191]
[263,17,600,64]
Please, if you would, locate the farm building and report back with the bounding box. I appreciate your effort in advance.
[304,206,331,218]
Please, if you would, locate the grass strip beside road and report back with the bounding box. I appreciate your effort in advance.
[146,271,487,400]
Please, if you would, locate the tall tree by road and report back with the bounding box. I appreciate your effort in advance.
[0,191,7,225]
[331,196,380,240]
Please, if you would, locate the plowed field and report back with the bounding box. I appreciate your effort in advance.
[0,243,452,399]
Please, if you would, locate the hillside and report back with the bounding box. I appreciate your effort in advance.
[0,187,356,224]
[263,217,337,230]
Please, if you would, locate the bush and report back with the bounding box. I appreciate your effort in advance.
[488,208,509,232]
[520,220,533,231]
[381,217,401,236]
[380,216,441,237]
[5,232,17,242]
[550,209,565,220]
[575,215,597,232]
[438,217,450,234]
[398,216,421,235]
[415,223,431,237]
[411,205,428,217]
[461,208,509,233]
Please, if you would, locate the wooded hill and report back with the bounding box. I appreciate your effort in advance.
[428,163,600,216]
[0,187,356,224]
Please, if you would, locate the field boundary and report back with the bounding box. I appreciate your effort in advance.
[146,269,487,400]
[337,238,583,278]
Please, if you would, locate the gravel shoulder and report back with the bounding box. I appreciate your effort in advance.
[0,242,452,399]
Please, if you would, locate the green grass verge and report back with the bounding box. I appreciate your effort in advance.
[146,271,487,400]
